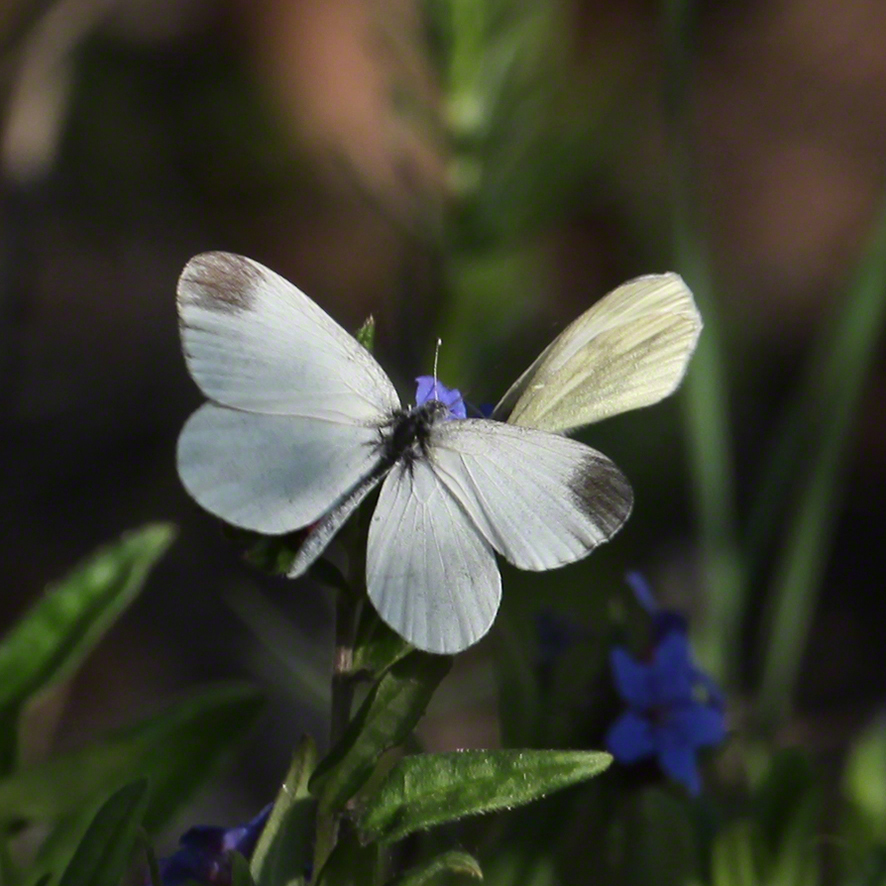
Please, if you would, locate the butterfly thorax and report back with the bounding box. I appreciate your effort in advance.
[379,400,448,469]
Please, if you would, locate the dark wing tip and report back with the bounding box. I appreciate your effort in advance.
[570,453,634,541]
[178,251,265,315]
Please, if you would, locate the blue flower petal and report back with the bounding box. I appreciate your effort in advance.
[607,711,656,763]
[157,806,271,886]
[414,376,467,420]
[221,804,272,855]
[656,730,702,795]
[415,375,437,405]
[626,571,658,614]
[610,647,654,710]
[650,631,694,706]
[669,703,726,749]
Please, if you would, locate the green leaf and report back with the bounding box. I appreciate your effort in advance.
[388,851,482,886]
[358,748,612,843]
[351,610,412,678]
[355,317,376,352]
[231,852,257,886]
[315,831,378,886]
[0,682,263,830]
[310,652,451,815]
[251,735,318,886]
[710,820,762,886]
[844,718,886,829]
[756,187,886,724]
[755,749,816,856]
[57,780,149,886]
[0,524,175,772]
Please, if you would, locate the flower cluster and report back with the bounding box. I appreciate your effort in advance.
[606,574,726,795]
[156,805,271,886]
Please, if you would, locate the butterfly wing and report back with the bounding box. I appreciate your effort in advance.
[178,252,400,420]
[178,404,383,534]
[367,456,501,655]
[429,420,633,570]
[492,273,701,433]
[177,251,398,534]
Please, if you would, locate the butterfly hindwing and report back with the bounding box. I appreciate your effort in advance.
[177,403,383,535]
[367,456,502,655]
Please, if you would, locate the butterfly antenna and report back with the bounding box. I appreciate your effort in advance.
[433,338,442,400]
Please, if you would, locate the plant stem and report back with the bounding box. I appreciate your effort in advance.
[330,590,360,747]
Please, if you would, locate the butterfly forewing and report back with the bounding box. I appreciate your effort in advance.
[429,420,633,570]
[493,273,701,433]
[177,403,382,535]
[367,456,502,655]
[178,252,400,421]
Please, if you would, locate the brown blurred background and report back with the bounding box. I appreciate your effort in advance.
[2,0,886,827]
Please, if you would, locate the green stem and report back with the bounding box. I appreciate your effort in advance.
[314,511,367,876]
[757,184,886,726]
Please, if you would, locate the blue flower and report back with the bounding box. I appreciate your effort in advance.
[606,579,725,796]
[415,376,467,420]
[156,805,272,886]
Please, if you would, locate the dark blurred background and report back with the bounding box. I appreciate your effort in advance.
[2,0,886,832]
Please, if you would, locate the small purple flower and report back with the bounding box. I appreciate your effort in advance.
[156,805,272,886]
[415,376,467,420]
[606,577,725,796]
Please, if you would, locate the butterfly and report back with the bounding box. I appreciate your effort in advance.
[176,253,699,654]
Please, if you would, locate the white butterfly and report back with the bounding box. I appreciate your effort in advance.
[176,253,697,655]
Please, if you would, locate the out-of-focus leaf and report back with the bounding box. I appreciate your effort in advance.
[315,831,378,886]
[755,749,816,855]
[358,748,611,843]
[251,735,317,886]
[231,852,257,886]
[848,847,886,886]
[310,652,451,815]
[388,850,482,886]
[710,820,762,886]
[0,683,262,830]
[0,524,175,771]
[56,780,148,886]
[768,799,821,886]
[757,188,886,725]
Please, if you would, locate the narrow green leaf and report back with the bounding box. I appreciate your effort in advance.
[251,736,317,886]
[0,524,175,771]
[57,780,149,886]
[757,188,886,726]
[0,683,262,830]
[231,852,257,886]
[710,820,762,886]
[388,851,482,886]
[662,0,745,688]
[310,652,452,815]
[140,829,162,886]
[358,748,611,843]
